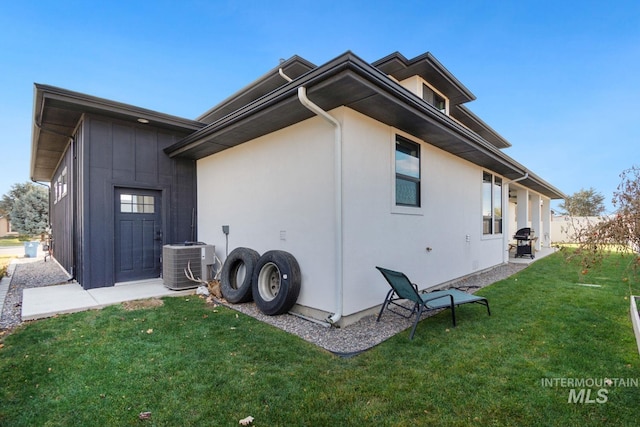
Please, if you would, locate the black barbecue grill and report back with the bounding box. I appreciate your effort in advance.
[513,227,535,259]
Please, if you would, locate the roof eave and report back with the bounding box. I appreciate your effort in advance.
[34,84,205,130]
[372,51,477,105]
[450,104,512,149]
[166,52,564,200]
[31,84,205,182]
[196,55,317,123]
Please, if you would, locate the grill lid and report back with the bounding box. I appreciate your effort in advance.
[514,227,533,239]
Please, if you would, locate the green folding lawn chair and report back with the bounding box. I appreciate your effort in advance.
[376,266,491,340]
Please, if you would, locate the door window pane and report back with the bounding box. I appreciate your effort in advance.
[120,193,155,214]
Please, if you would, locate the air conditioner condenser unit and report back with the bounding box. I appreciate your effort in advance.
[162,244,215,290]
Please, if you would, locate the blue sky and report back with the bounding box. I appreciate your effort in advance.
[1,0,639,212]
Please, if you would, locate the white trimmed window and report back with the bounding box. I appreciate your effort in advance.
[54,167,67,204]
[482,172,502,235]
[395,136,421,207]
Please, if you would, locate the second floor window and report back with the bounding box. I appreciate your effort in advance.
[423,84,446,113]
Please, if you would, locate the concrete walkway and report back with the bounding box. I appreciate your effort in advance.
[509,246,557,264]
[22,278,195,321]
[1,245,195,322]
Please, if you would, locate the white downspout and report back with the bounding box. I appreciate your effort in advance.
[278,68,292,82]
[297,86,343,326]
[503,172,529,263]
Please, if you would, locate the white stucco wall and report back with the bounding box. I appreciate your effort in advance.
[197,107,513,323]
[339,109,503,316]
[197,114,339,314]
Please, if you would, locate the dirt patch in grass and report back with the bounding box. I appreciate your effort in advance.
[121,298,164,311]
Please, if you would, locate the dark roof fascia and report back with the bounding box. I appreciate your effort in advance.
[33,83,205,131]
[518,170,567,200]
[166,52,358,158]
[450,104,512,149]
[372,51,476,104]
[166,52,565,200]
[376,90,564,198]
[347,56,524,173]
[323,55,567,198]
[373,52,511,150]
[31,84,205,182]
[196,55,317,124]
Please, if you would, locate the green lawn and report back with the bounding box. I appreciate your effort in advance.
[1,252,639,426]
[0,236,28,246]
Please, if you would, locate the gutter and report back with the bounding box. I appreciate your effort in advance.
[505,171,528,185]
[170,53,528,183]
[296,85,343,326]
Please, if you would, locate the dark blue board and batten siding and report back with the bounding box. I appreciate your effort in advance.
[49,139,74,277]
[53,114,197,290]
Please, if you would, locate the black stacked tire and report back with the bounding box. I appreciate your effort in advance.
[220,247,260,303]
[252,250,301,315]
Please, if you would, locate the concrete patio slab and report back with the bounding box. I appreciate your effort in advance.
[22,279,195,321]
[509,246,557,264]
[22,283,99,320]
[88,279,194,305]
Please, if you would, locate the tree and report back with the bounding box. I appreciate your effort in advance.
[570,167,640,277]
[0,182,40,220]
[558,187,606,216]
[609,166,640,252]
[1,183,49,236]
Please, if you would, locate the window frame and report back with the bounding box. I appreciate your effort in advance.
[392,133,423,215]
[119,193,156,214]
[482,171,503,236]
[53,167,68,204]
[422,82,449,114]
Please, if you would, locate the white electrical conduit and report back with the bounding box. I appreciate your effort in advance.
[297,86,343,326]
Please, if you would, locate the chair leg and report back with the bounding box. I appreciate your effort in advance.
[376,289,394,322]
[475,299,490,316]
[451,302,456,327]
[409,304,424,340]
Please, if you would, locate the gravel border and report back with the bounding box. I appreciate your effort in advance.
[218,263,527,355]
[0,259,526,355]
[0,258,72,330]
